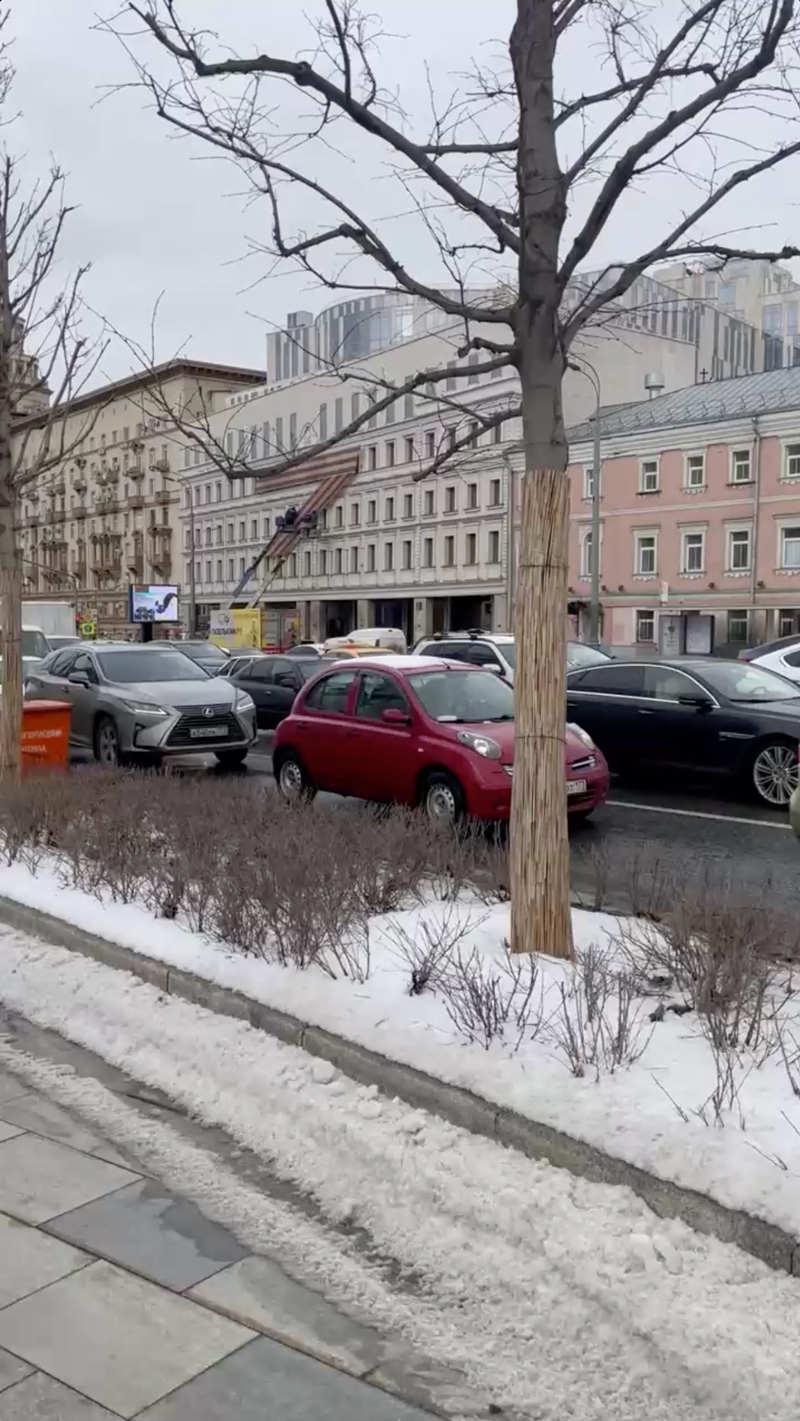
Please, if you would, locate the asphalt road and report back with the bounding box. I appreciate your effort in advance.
[73,733,800,922]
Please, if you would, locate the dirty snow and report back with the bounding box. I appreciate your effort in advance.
[1,925,800,1421]
[1,859,800,1243]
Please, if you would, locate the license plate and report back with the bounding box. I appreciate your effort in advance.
[567,779,587,796]
[189,725,229,739]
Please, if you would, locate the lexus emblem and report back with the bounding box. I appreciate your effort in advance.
[202,707,214,719]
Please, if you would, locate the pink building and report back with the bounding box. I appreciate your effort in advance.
[567,368,800,653]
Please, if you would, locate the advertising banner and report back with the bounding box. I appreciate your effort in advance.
[129,585,180,624]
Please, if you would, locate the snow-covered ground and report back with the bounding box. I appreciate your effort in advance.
[2,923,800,1421]
[1,858,800,1243]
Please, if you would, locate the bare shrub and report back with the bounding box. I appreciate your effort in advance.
[625,846,678,921]
[341,807,434,916]
[385,900,481,996]
[0,773,71,869]
[551,945,653,1079]
[440,943,539,1051]
[570,837,614,913]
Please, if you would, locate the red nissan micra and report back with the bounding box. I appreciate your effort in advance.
[272,656,609,823]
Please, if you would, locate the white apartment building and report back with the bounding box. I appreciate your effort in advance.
[14,359,264,638]
[654,257,800,372]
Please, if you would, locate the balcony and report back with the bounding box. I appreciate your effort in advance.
[95,498,120,515]
[52,509,67,523]
[154,458,171,474]
[148,520,172,536]
[74,501,87,519]
[52,479,66,496]
[128,464,145,481]
[155,489,173,506]
[127,493,145,509]
[27,514,39,527]
[151,558,172,579]
[73,478,87,494]
[105,466,120,484]
[127,557,144,580]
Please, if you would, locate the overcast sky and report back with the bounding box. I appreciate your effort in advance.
[12,0,800,385]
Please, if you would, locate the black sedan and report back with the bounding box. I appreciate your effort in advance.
[225,653,316,729]
[566,658,800,808]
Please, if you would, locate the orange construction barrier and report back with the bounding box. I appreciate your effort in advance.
[21,700,72,771]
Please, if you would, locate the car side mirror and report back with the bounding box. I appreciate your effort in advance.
[678,694,713,711]
[485,662,504,674]
[276,674,299,688]
[68,671,90,687]
[381,707,411,726]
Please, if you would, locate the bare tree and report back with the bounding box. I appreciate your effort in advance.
[0,18,107,776]
[112,0,800,958]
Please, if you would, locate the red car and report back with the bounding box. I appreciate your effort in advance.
[272,656,609,823]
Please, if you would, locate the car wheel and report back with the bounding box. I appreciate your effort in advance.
[751,739,799,808]
[421,770,465,824]
[215,749,249,770]
[274,751,317,801]
[93,715,121,768]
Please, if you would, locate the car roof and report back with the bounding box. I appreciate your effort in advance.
[421,631,514,644]
[337,654,481,675]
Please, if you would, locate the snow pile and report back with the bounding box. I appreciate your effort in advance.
[1,857,800,1242]
[2,926,800,1421]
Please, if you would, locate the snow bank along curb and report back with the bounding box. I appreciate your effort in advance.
[1,891,797,1280]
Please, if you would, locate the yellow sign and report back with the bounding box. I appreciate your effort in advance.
[79,620,96,638]
[209,609,263,649]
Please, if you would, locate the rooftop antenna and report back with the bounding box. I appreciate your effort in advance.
[644,371,666,400]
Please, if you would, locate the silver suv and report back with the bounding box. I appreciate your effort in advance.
[25,643,257,768]
[413,632,611,684]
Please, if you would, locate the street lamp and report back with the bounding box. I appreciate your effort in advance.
[165,475,196,636]
[567,357,602,646]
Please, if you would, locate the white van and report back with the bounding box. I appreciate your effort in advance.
[323,627,407,654]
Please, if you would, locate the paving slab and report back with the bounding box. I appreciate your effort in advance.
[0,1260,253,1419]
[48,1179,249,1291]
[0,1213,90,1310]
[137,1334,430,1420]
[0,1135,137,1225]
[0,1123,24,1145]
[188,1255,389,1377]
[0,1350,33,1398]
[0,1373,121,1419]
[0,1073,29,1107]
[0,1094,132,1168]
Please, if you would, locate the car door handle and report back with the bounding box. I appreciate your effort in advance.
[638,708,662,715]
[346,729,360,738]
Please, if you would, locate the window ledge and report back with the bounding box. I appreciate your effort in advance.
[637,488,661,496]
[777,567,800,576]
[725,569,750,578]
[779,475,800,484]
[727,479,755,487]
[679,571,705,579]
[682,484,708,494]
[633,573,657,581]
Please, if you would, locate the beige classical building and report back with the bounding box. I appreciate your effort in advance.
[14,359,263,637]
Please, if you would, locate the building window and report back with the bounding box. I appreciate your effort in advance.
[681,529,705,573]
[446,361,457,391]
[275,417,284,450]
[350,546,359,573]
[489,478,501,507]
[335,548,343,575]
[425,431,436,459]
[583,466,596,500]
[468,351,479,384]
[639,459,659,493]
[368,445,378,470]
[727,610,749,644]
[466,482,478,510]
[320,549,328,575]
[367,543,376,572]
[385,496,395,521]
[215,482,222,502]
[216,559,222,581]
[333,504,342,528]
[444,535,455,567]
[304,550,312,577]
[367,500,377,523]
[468,422,480,449]
[635,532,657,575]
[579,529,593,578]
[350,502,360,526]
[685,454,705,488]
[334,398,343,433]
[289,553,297,578]
[226,522,234,541]
[386,441,396,468]
[403,493,413,518]
[465,532,477,565]
[780,525,800,569]
[289,413,297,446]
[204,560,210,583]
[445,485,456,513]
[731,448,752,483]
[493,423,504,444]
[384,542,394,571]
[402,540,412,570]
[785,444,800,479]
[424,488,435,516]
[228,559,234,581]
[405,436,415,463]
[318,403,328,440]
[404,392,415,419]
[251,518,258,539]
[727,528,752,571]
[263,517,270,538]
[423,537,434,568]
[636,609,655,643]
[488,530,500,563]
[238,520,246,541]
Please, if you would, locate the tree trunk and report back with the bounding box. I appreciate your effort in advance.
[508,0,571,958]
[0,497,22,779]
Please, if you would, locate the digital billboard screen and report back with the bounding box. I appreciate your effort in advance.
[128,585,180,624]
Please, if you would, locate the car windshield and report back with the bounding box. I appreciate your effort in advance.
[495,641,515,668]
[409,669,515,722]
[567,642,610,669]
[22,629,50,660]
[97,651,212,684]
[170,643,228,664]
[48,636,81,651]
[697,663,800,702]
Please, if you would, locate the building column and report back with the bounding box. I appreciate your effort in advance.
[356,598,372,627]
[307,600,323,642]
[492,593,509,633]
[413,597,434,643]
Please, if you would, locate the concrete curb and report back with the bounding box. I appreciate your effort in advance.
[1,892,797,1279]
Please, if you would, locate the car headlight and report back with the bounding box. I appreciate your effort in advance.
[567,721,595,750]
[235,693,255,713]
[457,730,502,760]
[122,701,169,717]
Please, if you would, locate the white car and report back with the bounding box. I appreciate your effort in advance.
[741,635,800,683]
[412,632,611,684]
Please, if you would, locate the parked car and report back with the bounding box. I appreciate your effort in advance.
[46,635,82,654]
[224,653,317,728]
[566,657,800,807]
[741,635,800,684]
[152,640,231,674]
[25,643,257,768]
[413,631,611,682]
[17,626,52,678]
[791,784,800,840]
[273,655,609,822]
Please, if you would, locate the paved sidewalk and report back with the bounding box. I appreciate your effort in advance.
[0,1067,429,1420]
